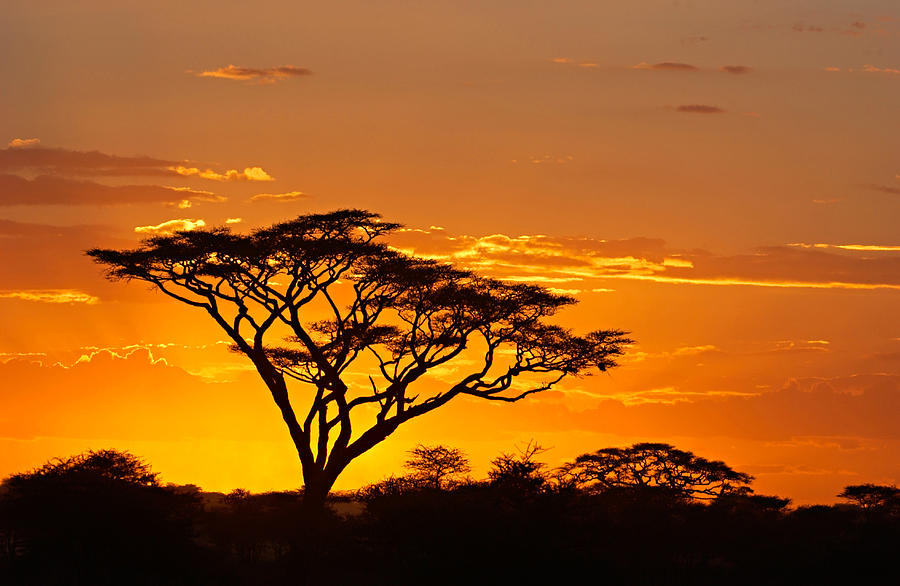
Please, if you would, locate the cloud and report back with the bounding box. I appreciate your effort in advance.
[865,184,900,195]
[194,64,313,84]
[862,64,900,75]
[0,145,178,176]
[792,24,824,33]
[0,144,274,184]
[633,62,699,71]
[512,154,574,165]
[225,217,243,224]
[0,348,278,442]
[249,190,308,202]
[680,35,710,47]
[720,65,753,74]
[7,138,40,148]
[789,243,900,252]
[0,174,224,206]
[0,289,99,304]
[387,227,900,291]
[550,57,573,64]
[675,104,726,114]
[170,165,274,182]
[134,218,206,236]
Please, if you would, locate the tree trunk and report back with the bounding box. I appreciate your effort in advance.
[302,471,337,513]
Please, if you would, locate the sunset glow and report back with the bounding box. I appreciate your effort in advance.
[0,0,898,506]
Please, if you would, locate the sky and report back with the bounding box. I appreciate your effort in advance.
[0,0,898,504]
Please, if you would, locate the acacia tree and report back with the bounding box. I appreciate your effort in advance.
[559,442,752,500]
[838,484,900,511]
[88,210,629,507]
[404,444,471,490]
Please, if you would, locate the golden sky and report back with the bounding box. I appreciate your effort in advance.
[1,0,898,504]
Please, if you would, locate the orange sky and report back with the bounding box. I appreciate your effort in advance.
[0,0,898,504]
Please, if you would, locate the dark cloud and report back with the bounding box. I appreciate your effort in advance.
[675,104,726,114]
[680,35,710,47]
[634,62,699,71]
[720,65,754,74]
[0,145,178,176]
[0,174,224,206]
[865,184,900,195]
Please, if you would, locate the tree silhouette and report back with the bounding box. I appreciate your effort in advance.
[404,444,471,490]
[488,441,550,493]
[88,210,630,507]
[1,450,198,584]
[838,484,900,512]
[559,442,753,500]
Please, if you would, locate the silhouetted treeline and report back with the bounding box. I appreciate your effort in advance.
[2,448,899,585]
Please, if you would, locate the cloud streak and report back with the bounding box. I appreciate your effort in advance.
[633,62,699,71]
[7,138,40,148]
[0,289,99,304]
[675,104,726,114]
[134,218,206,236]
[0,174,224,206]
[170,165,274,182]
[194,65,313,84]
[249,190,308,202]
[1,144,275,183]
[720,65,753,74]
[387,228,900,291]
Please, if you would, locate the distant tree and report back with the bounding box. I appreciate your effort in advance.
[1,449,198,583]
[4,449,158,487]
[838,484,900,511]
[356,475,424,503]
[488,441,550,493]
[404,444,471,489]
[88,210,630,508]
[559,442,753,500]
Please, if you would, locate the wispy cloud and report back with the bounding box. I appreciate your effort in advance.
[387,228,900,291]
[789,243,900,252]
[720,65,753,74]
[680,35,710,47]
[249,190,308,202]
[0,289,99,304]
[0,174,224,206]
[7,138,40,148]
[511,154,574,165]
[865,184,900,195]
[170,165,274,182]
[1,144,274,185]
[675,104,726,114]
[633,61,699,71]
[862,64,900,75]
[1,144,178,176]
[134,218,206,236]
[193,64,313,84]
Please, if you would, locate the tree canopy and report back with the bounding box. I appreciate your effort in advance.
[404,444,471,490]
[838,484,900,511]
[88,209,630,505]
[3,449,158,488]
[559,442,753,500]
